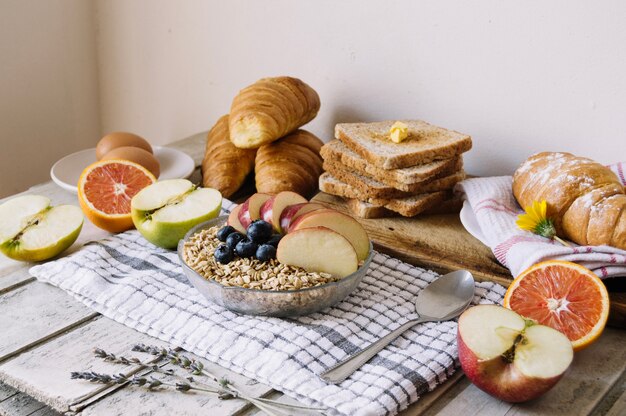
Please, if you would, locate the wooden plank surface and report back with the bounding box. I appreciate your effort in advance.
[312,192,626,328]
[0,282,97,363]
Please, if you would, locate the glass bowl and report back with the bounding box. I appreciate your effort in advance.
[177,216,373,317]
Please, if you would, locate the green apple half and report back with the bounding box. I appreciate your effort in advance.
[131,179,222,249]
[0,195,83,261]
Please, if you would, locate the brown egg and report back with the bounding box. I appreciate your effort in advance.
[96,132,153,160]
[101,146,160,178]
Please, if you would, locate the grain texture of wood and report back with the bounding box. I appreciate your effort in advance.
[0,282,97,363]
[312,192,626,329]
[398,371,465,416]
[0,391,46,416]
[605,389,626,416]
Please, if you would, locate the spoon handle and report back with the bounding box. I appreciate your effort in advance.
[319,318,425,384]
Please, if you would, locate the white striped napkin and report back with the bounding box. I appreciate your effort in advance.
[30,201,506,416]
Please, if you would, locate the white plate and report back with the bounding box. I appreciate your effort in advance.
[459,200,490,246]
[50,146,195,193]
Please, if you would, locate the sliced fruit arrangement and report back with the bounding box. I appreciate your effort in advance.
[458,304,573,403]
[224,191,370,278]
[131,179,222,249]
[503,260,609,351]
[78,159,156,233]
[0,195,83,261]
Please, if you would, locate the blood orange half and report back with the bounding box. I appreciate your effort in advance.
[503,260,609,351]
[78,159,156,233]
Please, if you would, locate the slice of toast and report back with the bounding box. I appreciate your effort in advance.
[346,196,462,218]
[344,191,448,217]
[320,139,462,184]
[323,160,466,199]
[335,120,472,169]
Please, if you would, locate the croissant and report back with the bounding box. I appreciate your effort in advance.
[255,129,324,197]
[229,76,320,149]
[512,152,626,250]
[201,115,257,198]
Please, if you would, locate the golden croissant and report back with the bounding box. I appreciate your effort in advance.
[229,76,320,149]
[202,115,256,198]
[255,129,324,198]
[512,152,626,250]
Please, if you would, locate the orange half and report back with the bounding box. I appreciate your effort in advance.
[503,260,609,351]
[78,159,156,233]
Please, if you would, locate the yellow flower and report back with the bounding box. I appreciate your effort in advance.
[516,200,557,239]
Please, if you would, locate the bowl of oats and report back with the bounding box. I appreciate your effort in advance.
[177,216,373,317]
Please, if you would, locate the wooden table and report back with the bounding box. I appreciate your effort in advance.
[0,132,624,416]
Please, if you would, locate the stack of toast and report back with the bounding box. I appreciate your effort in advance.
[319,120,472,218]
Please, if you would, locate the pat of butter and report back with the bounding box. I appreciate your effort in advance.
[389,121,409,143]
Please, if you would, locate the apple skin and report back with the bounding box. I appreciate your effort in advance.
[0,223,82,262]
[279,203,325,233]
[132,209,219,249]
[457,330,565,403]
[238,193,272,229]
[227,205,247,234]
[259,191,308,233]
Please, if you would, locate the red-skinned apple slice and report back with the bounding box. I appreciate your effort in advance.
[238,193,272,230]
[279,203,325,233]
[458,305,573,403]
[227,205,246,234]
[289,209,370,260]
[259,191,307,233]
[276,227,358,277]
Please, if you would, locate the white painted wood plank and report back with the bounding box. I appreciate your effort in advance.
[428,383,512,416]
[605,389,626,416]
[0,392,46,416]
[399,371,466,416]
[0,282,97,363]
[0,383,18,401]
[0,316,275,415]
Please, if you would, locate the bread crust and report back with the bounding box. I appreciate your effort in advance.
[335,120,471,169]
[255,129,324,197]
[201,115,256,198]
[512,152,626,249]
[229,77,320,149]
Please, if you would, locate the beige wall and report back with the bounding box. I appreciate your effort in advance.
[3,1,626,198]
[0,0,101,198]
[96,0,626,177]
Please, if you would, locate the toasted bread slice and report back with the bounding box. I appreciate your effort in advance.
[320,139,463,184]
[335,120,472,169]
[322,161,466,198]
[345,195,463,218]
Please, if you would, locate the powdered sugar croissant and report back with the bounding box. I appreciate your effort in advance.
[512,152,626,250]
[229,76,320,149]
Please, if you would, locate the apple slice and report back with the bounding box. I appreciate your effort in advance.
[227,205,246,234]
[277,227,358,277]
[259,191,307,233]
[458,305,573,403]
[0,195,83,261]
[279,202,325,233]
[238,193,272,230]
[289,209,370,260]
[131,179,222,249]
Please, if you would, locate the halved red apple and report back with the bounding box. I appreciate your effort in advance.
[227,205,246,234]
[276,227,358,277]
[458,305,573,403]
[259,191,307,233]
[279,203,325,233]
[238,193,272,229]
[289,209,370,260]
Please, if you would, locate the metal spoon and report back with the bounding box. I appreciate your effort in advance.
[319,270,475,384]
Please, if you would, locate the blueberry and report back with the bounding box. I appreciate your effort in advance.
[256,244,277,262]
[214,244,233,264]
[266,234,283,247]
[216,225,236,242]
[225,232,245,250]
[247,220,273,243]
[235,239,258,258]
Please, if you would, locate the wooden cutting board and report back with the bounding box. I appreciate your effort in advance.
[312,192,626,329]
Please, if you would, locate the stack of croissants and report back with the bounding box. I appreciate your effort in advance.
[202,76,323,199]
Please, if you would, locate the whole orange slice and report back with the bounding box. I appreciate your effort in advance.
[78,159,156,233]
[503,260,609,351]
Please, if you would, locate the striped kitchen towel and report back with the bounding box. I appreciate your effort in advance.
[30,199,506,416]
[456,162,626,278]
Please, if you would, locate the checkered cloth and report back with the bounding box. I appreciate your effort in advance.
[31,200,505,416]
